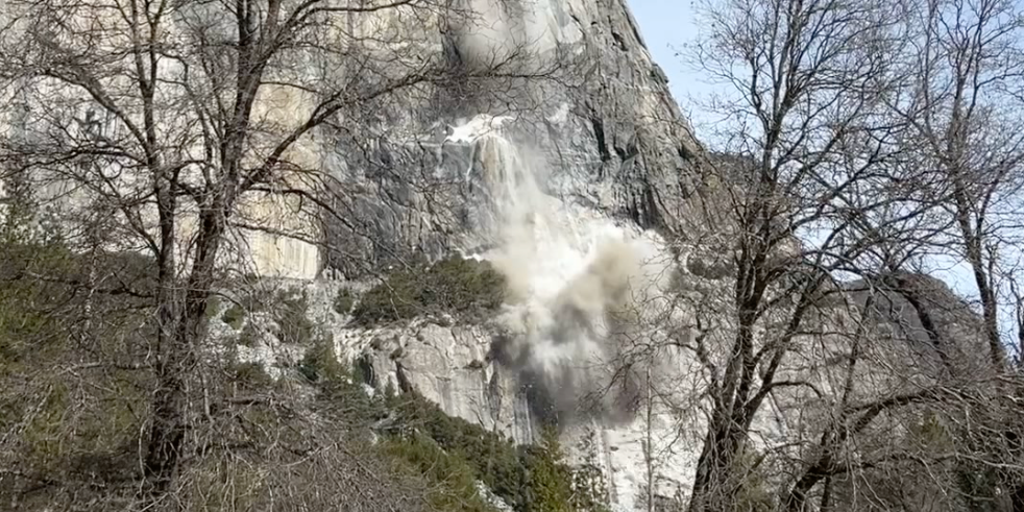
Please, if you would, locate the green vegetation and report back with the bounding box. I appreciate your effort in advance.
[0,219,596,511]
[221,302,246,330]
[384,389,609,512]
[352,256,506,326]
[216,286,313,345]
[217,285,315,345]
[910,412,953,450]
[297,335,347,385]
[334,287,356,315]
[235,321,261,347]
[274,289,315,345]
[182,347,436,512]
[227,361,275,390]
[729,445,773,512]
[293,341,609,512]
[570,429,610,512]
[381,432,496,512]
[217,286,275,322]
[0,227,156,507]
[205,295,223,319]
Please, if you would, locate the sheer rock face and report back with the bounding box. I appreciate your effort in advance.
[232,261,990,512]
[322,0,708,278]
[846,273,994,380]
[1,0,707,280]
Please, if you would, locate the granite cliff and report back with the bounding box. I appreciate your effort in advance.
[317,0,709,279]
[1,0,1001,509]
[218,0,720,506]
[0,0,714,505]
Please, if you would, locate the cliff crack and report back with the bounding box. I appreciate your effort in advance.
[610,31,628,52]
[591,117,612,162]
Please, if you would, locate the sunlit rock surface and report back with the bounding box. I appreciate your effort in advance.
[322,0,708,278]
[215,105,987,511]
[221,99,713,509]
[10,0,983,509]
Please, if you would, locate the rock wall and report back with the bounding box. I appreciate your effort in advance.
[223,273,975,511]
[0,0,708,280]
[5,0,992,508]
[323,0,709,278]
[216,228,990,511]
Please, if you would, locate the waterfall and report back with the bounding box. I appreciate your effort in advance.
[444,114,699,511]
[446,114,677,425]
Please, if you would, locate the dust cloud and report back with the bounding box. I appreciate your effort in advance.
[450,114,677,426]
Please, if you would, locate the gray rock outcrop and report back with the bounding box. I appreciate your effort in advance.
[321,0,709,278]
[231,261,993,511]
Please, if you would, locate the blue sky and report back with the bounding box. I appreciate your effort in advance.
[629,1,718,130]
[628,0,996,333]
[628,1,699,97]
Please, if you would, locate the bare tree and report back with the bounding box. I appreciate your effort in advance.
[887,1,1024,508]
[679,0,1024,509]
[0,0,554,500]
[678,0,951,509]
[891,0,1024,370]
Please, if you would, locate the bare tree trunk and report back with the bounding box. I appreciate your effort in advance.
[954,173,1007,370]
[687,415,745,512]
[645,365,654,512]
[820,475,833,512]
[785,459,831,512]
[145,189,231,493]
[1012,482,1024,512]
[144,175,182,494]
